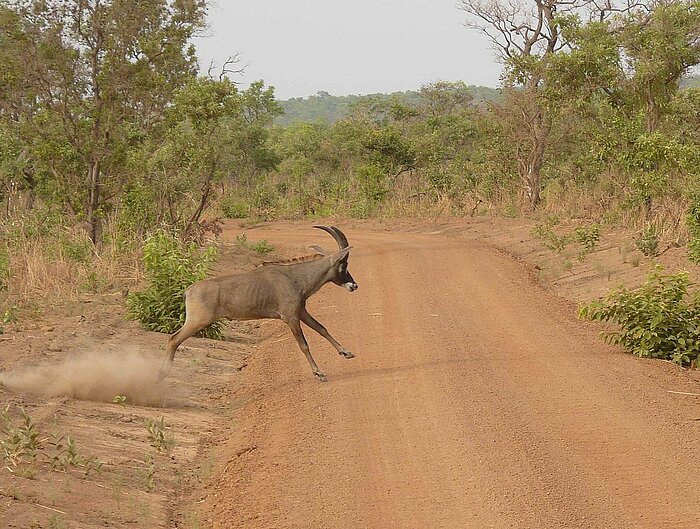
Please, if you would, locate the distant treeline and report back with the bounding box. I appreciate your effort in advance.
[276,86,502,125]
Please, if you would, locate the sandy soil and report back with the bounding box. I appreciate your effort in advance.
[1,218,700,528]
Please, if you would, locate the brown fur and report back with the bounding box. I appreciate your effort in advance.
[158,227,358,382]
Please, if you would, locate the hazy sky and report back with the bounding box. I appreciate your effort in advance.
[192,0,503,100]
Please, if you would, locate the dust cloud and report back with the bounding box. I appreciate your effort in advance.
[0,350,169,407]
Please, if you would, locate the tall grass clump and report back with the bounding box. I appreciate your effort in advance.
[579,267,700,366]
[0,209,139,312]
[126,231,222,339]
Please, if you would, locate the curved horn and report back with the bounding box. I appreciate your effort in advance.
[313,225,349,249]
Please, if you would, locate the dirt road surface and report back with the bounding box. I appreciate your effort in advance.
[194,223,700,529]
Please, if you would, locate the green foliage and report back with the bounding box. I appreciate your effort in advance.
[142,452,157,492]
[0,246,8,291]
[60,236,92,263]
[220,194,251,219]
[686,195,700,264]
[145,416,175,455]
[2,305,19,325]
[275,87,500,125]
[45,430,102,475]
[250,240,275,255]
[636,226,659,257]
[532,220,601,260]
[573,224,601,259]
[126,231,222,338]
[1,405,101,477]
[0,0,208,244]
[234,234,275,255]
[1,405,41,476]
[579,267,700,366]
[355,163,390,204]
[532,217,570,253]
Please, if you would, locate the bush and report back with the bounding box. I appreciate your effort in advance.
[220,195,251,219]
[579,267,700,366]
[126,231,222,339]
[573,224,600,259]
[635,226,659,257]
[687,195,700,264]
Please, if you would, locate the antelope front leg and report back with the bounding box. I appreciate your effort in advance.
[287,318,328,382]
[300,308,354,359]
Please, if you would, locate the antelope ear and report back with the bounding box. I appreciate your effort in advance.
[309,244,327,256]
[330,246,352,263]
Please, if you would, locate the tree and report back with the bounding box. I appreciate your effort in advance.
[132,77,282,238]
[1,0,207,243]
[459,0,578,208]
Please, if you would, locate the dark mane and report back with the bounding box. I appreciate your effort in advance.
[260,253,324,267]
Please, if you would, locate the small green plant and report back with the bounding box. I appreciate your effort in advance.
[145,416,175,454]
[126,231,222,338]
[2,407,102,477]
[579,267,700,366]
[2,305,19,325]
[250,240,275,255]
[142,453,156,492]
[532,218,570,254]
[234,234,276,255]
[635,226,659,257]
[573,224,600,260]
[81,270,105,293]
[1,405,42,476]
[112,395,127,406]
[45,428,103,475]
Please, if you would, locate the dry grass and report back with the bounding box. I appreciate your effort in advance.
[539,172,691,242]
[1,213,143,316]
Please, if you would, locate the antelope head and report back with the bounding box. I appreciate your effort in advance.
[313,225,358,292]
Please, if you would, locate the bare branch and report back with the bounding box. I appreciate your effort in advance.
[219,54,245,82]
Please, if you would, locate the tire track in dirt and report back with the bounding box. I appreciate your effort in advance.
[202,224,700,529]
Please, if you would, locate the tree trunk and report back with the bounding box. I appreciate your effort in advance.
[183,176,214,240]
[525,130,546,210]
[87,160,102,245]
[519,93,549,210]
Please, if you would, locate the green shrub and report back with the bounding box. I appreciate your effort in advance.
[234,234,275,255]
[60,236,92,263]
[573,224,600,259]
[220,195,251,219]
[126,231,222,338]
[532,218,570,254]
[687,195,700,264]
[635,226,659,257]
[579,267,700,366]
[355,163,389,203]
[250,239,275,255]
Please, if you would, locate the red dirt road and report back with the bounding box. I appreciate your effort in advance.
[203,223,700,529]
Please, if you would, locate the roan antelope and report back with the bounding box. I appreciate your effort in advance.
[158,225,358,382]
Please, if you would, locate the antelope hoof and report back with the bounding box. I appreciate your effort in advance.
[157,364,172,381]
[340,350,355,359]
[315,372,328,382]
